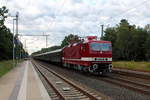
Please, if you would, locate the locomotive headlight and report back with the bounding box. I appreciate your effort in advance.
[93,64,98,69]
[109,64,112,68]
[108,64,112,72]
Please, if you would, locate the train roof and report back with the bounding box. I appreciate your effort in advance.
[33,49,62,57]
[82,40,111,44]
[81,36,111,43]
[33,39,111,57]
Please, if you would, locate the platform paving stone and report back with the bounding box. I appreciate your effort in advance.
[0,61,51,100]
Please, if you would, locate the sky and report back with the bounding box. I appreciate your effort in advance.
[0,0,150,54]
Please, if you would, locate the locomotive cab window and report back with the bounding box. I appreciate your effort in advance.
[90,43,111,51]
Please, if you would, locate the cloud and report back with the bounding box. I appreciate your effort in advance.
[1,0,150,54]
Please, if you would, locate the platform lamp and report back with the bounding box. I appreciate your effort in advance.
[8,12,19,67]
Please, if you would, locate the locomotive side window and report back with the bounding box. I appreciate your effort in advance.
[82,44,86,51]
[90,43,111,51]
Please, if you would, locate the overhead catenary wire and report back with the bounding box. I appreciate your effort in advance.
[43,0,67,47]
[0,0,5,7]
[99,0,150,33]
[118,0,149,18]
[46,0,67,34]
[98,0,150,37]
[110,0,150,23]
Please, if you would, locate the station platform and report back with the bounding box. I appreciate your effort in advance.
[0,60,51,100]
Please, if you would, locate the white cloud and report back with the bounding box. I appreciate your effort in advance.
[1,0,150,54]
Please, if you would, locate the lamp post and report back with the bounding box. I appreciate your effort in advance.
[13,18,16,67]
[8,12,19,67]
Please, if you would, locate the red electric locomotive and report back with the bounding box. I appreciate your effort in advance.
[62,36,112,74]
[33,36,112,75]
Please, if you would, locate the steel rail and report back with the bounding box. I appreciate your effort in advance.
[112,69,150,80]
[33,61,102,100]
[99,76,150,95]
[32,61,65,100]
[33,60,150,96]
[109,74,150,89]
[31,60,101,100]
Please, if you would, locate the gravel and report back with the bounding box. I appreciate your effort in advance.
[38,61,150,100]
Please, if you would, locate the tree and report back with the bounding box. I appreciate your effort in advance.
[61,34,80,47]
[0,6,12,60]
[115,19,132,60]
[102,27,117,46]
[131,27,147,60]
[0,6,8,27]
[32,45,61,55]
[0,6,28,60]
[32,34,81,55]
[102,19,148,61]
[41,45,61,53]
[144,32,150,60]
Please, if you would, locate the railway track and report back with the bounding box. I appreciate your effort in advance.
[32,61,108,100]
[112,68,150,80]
[33,60,150,97]
[99,72,150,95]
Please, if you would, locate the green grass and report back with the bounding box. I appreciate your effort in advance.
[0,60,16,77]
[113,61,150,72]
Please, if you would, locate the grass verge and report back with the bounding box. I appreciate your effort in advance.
[0,60,15,77]
[113,61,150,72]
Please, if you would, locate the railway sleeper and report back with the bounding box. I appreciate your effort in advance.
[62,91,81,94]
[62,93,85,97]
[34,62,104,100]
[65,96,89,100]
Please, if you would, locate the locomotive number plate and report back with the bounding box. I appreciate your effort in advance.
[95,58,106,61]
